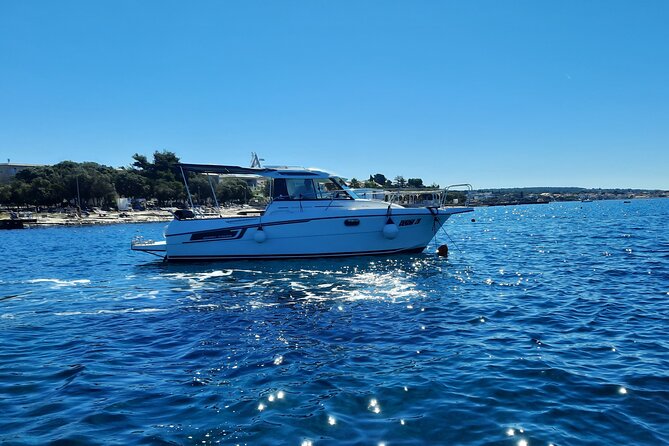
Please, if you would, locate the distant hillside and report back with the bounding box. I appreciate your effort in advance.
[475,187,586,194]
[468,187,668,206]
[474,187,667,194]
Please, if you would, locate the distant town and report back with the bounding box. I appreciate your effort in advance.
[467,187,669,206]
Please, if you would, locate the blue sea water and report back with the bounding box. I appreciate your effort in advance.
[1,199,669,445]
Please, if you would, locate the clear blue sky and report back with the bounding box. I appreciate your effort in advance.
[1,1,667,189]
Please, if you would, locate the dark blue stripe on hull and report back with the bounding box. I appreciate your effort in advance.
[165,247,427,262]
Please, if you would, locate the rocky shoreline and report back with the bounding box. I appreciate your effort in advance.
[0,210,172,227]
[0,207,253,228]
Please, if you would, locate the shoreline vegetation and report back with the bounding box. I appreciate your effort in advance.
[1,151,667,228]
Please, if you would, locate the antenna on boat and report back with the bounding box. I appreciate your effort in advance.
[251,152,265,169]
[250,152,263,168]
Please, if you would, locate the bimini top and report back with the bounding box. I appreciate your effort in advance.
[177,163,333,179]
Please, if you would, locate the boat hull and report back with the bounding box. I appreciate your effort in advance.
[152,207,470,261]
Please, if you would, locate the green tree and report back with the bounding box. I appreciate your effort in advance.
[153,151,180,173]
[53,161,118,207]
[28,177,58,205]
[90,175,117,206]
[407,178,424,188]
[115,170,149,198]
[154,179,184,205]
[216,178,252,204]
[394,176,407,188]
[372,173,387,186]
[3,151,188,208]
[132,154,151,171]
[349,178,361,188]
[132,150,182,203]
[0,184,11,204]
[10,181,31,205]
[132,151,180,180]
[188,174,217,204]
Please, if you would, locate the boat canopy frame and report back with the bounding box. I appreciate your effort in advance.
[177,163,343,210]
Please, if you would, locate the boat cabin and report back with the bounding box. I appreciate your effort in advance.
[176,163,357,218]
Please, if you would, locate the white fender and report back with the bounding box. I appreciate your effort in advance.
[254,227,267,243]
[383,222,399,239]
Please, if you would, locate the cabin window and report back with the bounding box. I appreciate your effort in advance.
[287,179,318,199]
[316,178,354,199]
[271,178,353,200]
[272,178,289,199]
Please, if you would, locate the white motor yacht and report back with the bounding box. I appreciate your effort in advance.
[131,163,473,261]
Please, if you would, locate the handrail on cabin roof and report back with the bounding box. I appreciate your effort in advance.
[177,163,275,175]
[177,163,331,178]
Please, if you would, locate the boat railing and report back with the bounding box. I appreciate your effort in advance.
[442,183,473,207]
[386,183,473,208]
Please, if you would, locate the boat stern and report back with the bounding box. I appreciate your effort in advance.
[131,237,167,258]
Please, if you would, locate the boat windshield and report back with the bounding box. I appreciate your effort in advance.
[272,177,354,200]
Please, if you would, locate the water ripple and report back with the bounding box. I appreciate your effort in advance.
[1,201,669,444]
